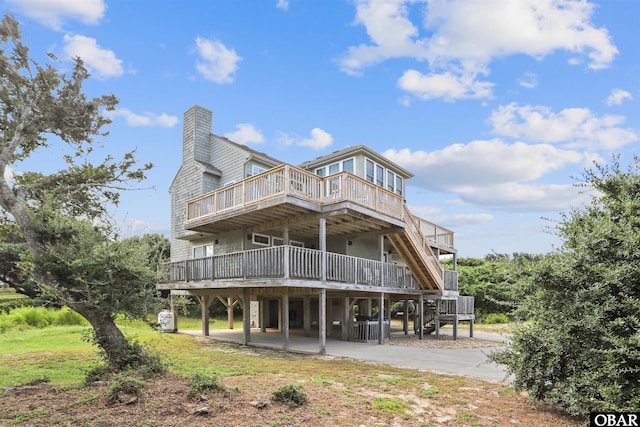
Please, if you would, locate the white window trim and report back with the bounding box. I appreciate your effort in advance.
[272,237,304,247]
[193,244,213,258]
[252,165,267,176]
[252,233,271,246]
[315,157,356,177]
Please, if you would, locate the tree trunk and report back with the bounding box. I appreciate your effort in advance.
[74,305,131,368]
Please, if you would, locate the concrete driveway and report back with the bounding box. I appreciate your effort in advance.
[181,328,511,383]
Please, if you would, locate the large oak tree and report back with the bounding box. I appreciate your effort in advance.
[0,14,157,368]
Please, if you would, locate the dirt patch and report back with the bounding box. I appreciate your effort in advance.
[388,332,505,349]
[1,360,579,426]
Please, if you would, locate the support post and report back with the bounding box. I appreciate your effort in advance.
[319,217,327,282]
[197,295,212,337]
[319,289,326,354]
[435,299,440,339]
[419,294,424,340]
[282,291,289,350]
[242,289,251,345]
[342,297,350,341]
[378,292,385,344]
[403,299,409,335]
[326,297,332,337]
[227,296,234,329]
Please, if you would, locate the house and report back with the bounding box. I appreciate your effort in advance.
[158,105,474,353]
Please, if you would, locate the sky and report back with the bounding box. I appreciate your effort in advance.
[2,0,639,258]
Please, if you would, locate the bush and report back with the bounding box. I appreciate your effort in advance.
[106,376,145,404]
[271,384,307,406]
[188,372,226,397]
[481,313,509,324]
[0,306,87,332]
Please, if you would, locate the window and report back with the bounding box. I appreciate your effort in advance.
[252,165,267,175]
[315,167,326,177]
[387,170,395,192]
[365,159,374,183]
[252,233,270,246]
[269,237,304,247]
[343,158,354,173]
[375,164,384,187]
[395,176,403,196]
[193,244,213,258]
[328,162,340,175]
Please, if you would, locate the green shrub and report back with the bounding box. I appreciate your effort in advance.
[53,307,86,326]
[106,376,145,404]
[481,313,509,324]
[10,306,55,328]
[188,372,225,397]
[83,364,111,386]
[83,331,165,378]
[271,384,307,406]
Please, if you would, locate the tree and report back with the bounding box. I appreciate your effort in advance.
[0,14,154,369]
[490,156,640,416]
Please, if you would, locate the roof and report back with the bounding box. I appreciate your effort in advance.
[195,160,222,176]
[298,144,415,179]
[215,135,284,167]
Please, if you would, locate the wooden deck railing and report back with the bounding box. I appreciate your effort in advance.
[186,165,404,223]
[412,215,455,248]
[401,204,445,281]
[159,245,422,290]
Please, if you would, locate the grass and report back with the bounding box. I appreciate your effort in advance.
[0,317,581,426]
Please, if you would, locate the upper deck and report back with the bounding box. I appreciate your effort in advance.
[183,164,455,253]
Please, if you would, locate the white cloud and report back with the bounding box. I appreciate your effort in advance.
[432,213,494,227]
[385,139,584,190]
[384,139,592,211]
[194,37,242,84]
[6,0,105,30]
[517,72,538,89]
[107,108,178,128]
[606,88,633,106]
[276,132,296,147]
[276,0,289,11]
[421,0,617,70]
[63,34,124,79]
[340,0,618,101]
[398,69,493,101]
[224,124,265,145]
[299,128,334,150]
[279,128,334,150]
[458,182,590,212]
[489,103,639,150]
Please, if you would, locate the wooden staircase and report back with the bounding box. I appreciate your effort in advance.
[387,204,444,291]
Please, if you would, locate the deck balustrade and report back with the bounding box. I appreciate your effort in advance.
[186,165,405,223]
[158,245,423,290]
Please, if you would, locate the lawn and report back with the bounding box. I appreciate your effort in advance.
[0,318,580,426]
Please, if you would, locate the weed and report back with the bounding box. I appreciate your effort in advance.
[271,384,308,406]
[21,376,50,386]
[371,397,408,414]
[83,364,111,386]
[106,376,145,404]
[187,372,226,397]
[418,386,440,398]
[455,409,478,425]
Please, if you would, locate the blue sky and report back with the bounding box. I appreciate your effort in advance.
[3,0,639,258]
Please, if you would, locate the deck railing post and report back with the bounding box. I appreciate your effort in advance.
[283,246,290,279]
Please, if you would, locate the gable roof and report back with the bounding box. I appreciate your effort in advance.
[216,135,283,168]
